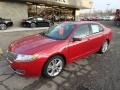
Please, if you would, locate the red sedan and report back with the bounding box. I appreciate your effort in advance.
[7,22,112,78]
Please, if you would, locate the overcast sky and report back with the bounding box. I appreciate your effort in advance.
[80,0,120,13]
[93,0,120,10]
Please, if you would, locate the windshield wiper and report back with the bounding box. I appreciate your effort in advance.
[39,32,46,36]
[39,32,62,40]
[39,32,51,39]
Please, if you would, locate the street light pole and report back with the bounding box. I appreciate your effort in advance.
[89,1,93,17]
[106,4,110,10]
[106,4,110,15]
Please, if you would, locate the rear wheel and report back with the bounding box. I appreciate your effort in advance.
[99,41,109,54]
[43,55,65,78]
[31,23,36,28]
[0,24,7,30]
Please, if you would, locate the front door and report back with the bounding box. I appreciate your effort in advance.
[67,24,91,61]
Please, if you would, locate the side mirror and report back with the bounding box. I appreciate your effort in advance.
[72,36,82,41]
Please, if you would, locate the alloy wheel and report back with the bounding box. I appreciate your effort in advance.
[47,58,63,77]
[102,41,109,53]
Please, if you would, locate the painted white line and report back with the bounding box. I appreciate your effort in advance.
[0,27,49,33]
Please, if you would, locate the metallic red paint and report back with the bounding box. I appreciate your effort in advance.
[7,22,112,77]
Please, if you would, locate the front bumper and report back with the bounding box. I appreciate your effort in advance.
[7,58,46,77]
[8,64,25,75]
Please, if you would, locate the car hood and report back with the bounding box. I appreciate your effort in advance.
[8,34,61,54]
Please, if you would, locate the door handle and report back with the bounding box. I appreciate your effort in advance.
[98,35,103,37]
[88,38,92,40]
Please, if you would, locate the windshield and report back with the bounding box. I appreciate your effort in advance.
[44,23,74,40]
[27,17,34,20]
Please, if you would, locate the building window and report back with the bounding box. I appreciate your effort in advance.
[27,3,75,22]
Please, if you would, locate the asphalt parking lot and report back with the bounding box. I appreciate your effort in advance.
[0,21,120,90]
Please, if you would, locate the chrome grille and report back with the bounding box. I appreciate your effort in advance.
[7,52,17,61]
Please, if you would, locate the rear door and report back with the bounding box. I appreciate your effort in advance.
[37,18,49,27]
[88,24,105,52]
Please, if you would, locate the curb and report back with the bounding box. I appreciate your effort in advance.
[0,27,49,33]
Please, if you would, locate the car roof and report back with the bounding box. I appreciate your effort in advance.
[28,16,43,19]
[62,21,101,25]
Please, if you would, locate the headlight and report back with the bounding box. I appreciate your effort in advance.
[16,54,39,62]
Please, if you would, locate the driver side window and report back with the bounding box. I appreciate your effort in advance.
[74,24,90,38]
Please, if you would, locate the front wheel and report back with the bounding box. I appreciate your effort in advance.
[43,55,65,78]
[99,41,109,54]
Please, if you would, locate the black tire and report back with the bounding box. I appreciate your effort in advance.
[99,41,109,54]
[0,24,7,30]
[31,23,36,28]
[43,55,65,78]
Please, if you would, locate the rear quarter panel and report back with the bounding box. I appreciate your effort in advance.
[103,26,112,42]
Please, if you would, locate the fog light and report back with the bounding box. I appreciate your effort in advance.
[15,69,25,75]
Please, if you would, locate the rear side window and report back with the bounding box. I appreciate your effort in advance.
[90,24,104,34]
[74,24,90,38]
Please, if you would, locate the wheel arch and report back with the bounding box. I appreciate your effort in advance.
[106,39,110,44]
[47,53,67,65]
[41,53,67,77]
